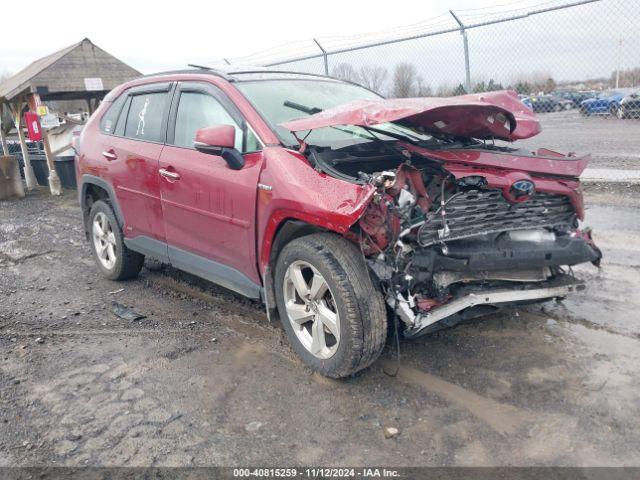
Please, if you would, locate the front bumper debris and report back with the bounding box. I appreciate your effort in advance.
[401,276,585,338]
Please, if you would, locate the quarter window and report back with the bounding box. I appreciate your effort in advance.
[124,93,166,142]
[100,93,127,134]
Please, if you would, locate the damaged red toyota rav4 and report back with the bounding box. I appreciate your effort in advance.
[76,68,602,378]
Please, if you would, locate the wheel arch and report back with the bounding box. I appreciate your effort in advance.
[80,175,124,239]
[261,217,331,321]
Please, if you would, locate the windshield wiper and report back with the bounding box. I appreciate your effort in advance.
[282,100,444,147]
[283,100,322,115]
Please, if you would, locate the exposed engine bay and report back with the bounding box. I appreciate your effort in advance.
[311,143,602,337]
[280,91,603,337]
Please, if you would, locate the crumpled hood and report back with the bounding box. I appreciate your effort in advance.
[280,90,541,141]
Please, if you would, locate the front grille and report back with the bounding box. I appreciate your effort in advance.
[418,189,576,246]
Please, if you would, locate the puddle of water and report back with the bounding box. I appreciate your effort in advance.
[385,361,528,435]
[567,323,640,359]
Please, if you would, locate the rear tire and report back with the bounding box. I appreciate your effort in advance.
[274,233,387,378]
[89,200,144,281]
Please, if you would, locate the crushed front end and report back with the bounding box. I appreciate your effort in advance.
[353,155,601,337]
[281,91,602,336]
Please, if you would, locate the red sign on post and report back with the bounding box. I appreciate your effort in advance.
[24,112,42,141]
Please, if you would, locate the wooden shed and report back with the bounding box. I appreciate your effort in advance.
[0,38,141,194]
[0,38,141,113]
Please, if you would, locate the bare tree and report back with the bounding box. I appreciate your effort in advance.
[415,75,432,96]
[331,63,360,83]
[392,63,418,98]
[611,67,640,88]
[436,83,456,97]
[510,71,556,95]
[358,65,388,94]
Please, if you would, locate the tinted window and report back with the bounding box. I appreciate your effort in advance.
[100,93,127,134]
[173,92,260,153]
[124,93,166,142]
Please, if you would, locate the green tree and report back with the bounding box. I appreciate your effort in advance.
[486,79,503,91]
[452,83,467,96]
[472,81,487,93]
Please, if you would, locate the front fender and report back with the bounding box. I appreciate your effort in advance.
[256,147,374,273]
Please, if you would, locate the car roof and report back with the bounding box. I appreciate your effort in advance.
[141,65,343,84]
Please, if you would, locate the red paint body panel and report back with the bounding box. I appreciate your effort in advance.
[195,125,236,149]
[256,147,374,271]
[78,110,166,241]
[281,90,540,141]
[158,146,263,283]
[406,144,590,178]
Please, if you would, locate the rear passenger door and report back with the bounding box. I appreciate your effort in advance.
[158,81,264,296]
[100,83,172,251]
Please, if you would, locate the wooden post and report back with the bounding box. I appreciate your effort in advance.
[42,130,62,195]
[28,92,61,195]
[10,101,38,190]
[0,119,9,156]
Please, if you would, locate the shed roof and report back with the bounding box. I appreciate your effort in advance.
[0,38,141,102]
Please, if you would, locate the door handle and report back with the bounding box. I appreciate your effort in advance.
[102,149,117,161]
[159,168,181,181]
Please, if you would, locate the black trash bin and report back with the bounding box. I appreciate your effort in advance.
[55,155,77,189]
[30,154,49,186]
[29,154,77,189]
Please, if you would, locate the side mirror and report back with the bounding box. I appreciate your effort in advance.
[194,125,244,170]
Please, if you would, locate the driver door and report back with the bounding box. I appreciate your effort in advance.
[158,81,264,295]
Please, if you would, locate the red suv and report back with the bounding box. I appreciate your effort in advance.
[76,68,601,378]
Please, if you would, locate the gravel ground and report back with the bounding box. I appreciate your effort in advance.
[1,185,639,467]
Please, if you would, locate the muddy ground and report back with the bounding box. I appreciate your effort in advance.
[1,184,639,467]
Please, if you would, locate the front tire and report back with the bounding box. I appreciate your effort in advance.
[609,103,620,117]
[89,200,144,280]
[274,233,387,378]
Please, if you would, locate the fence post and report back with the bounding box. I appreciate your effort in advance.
[450,10,471,93]
[313,38,329,75]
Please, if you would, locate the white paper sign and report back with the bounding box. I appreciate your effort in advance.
[40,113,61,129]
[84,77,104,91]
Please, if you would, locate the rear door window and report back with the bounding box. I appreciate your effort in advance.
[124,92,167,143]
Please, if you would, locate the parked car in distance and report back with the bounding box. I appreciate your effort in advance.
[618,89,640,119]
[579,89,628,116]
[553,90,599,108]
[75,69,601,377]
[529,94,573,113]
[518,94,533,110]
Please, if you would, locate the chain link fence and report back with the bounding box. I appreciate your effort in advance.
[220,0,640,180]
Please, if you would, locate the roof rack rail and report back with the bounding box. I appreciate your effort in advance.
[186,64,233,80]
[226,69,335,80]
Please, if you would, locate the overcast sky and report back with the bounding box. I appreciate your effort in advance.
[1,0,638,88]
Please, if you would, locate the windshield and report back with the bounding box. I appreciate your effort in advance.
[236,78,434,149]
